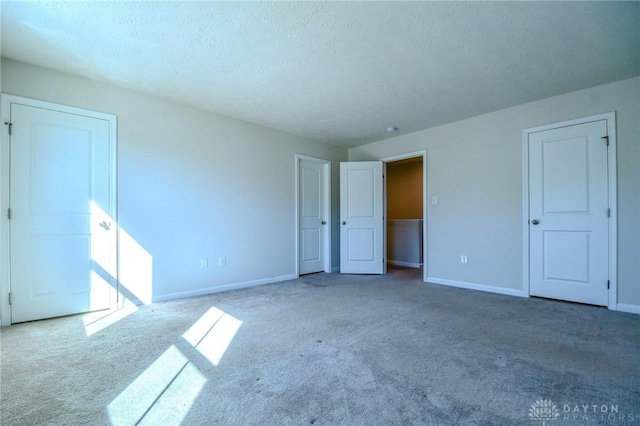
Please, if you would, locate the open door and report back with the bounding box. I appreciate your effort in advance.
[340,161,384,274]
[298,156,331,275]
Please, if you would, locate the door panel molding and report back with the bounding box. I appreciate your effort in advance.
[0,94,118,326]
[522,112,617,310]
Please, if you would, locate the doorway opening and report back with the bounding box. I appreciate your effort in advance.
[383,151,427,281]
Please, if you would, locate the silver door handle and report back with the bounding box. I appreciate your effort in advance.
[99,221,111,231]
[321,221,327,225]
[531,219,539,225]
[342,221,346,225]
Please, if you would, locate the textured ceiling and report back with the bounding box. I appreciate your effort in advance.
[2,1,639,148]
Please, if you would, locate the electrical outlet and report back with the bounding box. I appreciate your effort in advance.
[200,258,208,268]
[461,255,468,264]
[218,257,226,267]
[431,196,438,205]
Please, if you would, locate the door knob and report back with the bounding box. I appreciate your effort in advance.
[321,221,327,225]
[342,221,346,225]
[531,219,540,225]
[99,221,111,231]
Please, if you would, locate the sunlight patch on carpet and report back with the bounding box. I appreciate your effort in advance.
[107,345,206,425]
[183,306,242,366]
[83,298,138,337]
[136,361,206,425]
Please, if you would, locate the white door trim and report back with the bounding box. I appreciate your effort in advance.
[295,154,331,276]
[522,112,617,310]
[381,150,428,283]
[0,94,118,326]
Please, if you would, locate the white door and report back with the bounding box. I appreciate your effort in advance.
[299,158,329,275]
[10,101,116,323]
[340,161,384,274]
[529,120,609,306]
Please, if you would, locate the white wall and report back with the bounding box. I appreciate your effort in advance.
[350,77,640,310]
[1,58,347,304]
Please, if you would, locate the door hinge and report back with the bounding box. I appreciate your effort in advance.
[7,208,11,220]
[601,136,609,146]
[8,292,13,305]
[4,122,12,135]
[607,208,611,218]
[607,280,610,290]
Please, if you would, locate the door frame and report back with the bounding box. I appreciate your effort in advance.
[0,94,118,326]
[295,154,332,276]
[522,112,617,310]
[382,150,428,283]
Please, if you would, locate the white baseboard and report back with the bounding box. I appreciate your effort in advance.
[152,274,298,303]
[427,277,527,298]
[616,303,640,315]
[388,260,422,269]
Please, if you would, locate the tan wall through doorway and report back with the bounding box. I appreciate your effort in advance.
[387,157,423,219]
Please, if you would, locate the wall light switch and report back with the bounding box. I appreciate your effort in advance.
[431,196,438,205]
